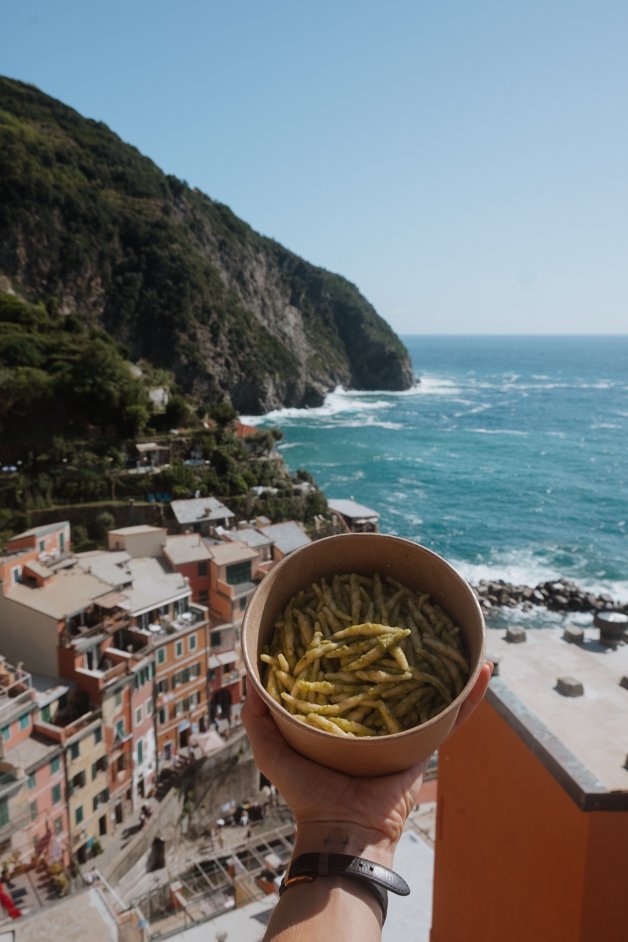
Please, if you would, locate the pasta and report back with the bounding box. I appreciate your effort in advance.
[260,572,469,737]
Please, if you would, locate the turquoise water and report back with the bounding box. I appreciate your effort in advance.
[243,336,628,616]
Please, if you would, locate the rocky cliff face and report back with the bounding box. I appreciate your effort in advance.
[0,77,414,413]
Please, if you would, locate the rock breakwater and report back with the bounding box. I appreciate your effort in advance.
[473,577,628,617]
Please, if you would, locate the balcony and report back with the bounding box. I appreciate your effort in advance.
[215,578,256,601]
[32,708,101,745]
[220,669,240,689]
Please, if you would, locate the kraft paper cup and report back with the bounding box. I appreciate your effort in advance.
[242,533,485,777]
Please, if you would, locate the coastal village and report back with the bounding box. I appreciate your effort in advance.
[0,421,391,938]
[0,419,626,941]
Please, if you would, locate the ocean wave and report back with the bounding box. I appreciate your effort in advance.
[241,386,396,425]
[468,428,528,436]
[415,375,463,396]
[451,550,628,604]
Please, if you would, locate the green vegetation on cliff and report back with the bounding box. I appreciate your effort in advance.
[0,76,414,414]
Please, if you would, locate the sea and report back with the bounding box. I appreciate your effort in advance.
[242,335,628,628]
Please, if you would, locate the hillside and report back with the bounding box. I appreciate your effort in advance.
[0,76,414,414]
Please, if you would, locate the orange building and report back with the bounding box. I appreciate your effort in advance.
[431,625,628,942]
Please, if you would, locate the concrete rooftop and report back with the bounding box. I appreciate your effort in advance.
[487,626,628,796]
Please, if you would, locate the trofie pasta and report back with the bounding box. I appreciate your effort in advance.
[260,572,470,737]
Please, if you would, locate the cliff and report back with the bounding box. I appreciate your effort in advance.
[0,76,414,414]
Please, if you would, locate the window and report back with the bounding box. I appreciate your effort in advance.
[12,567,21,585]
[1,727,9,742]
[50,756,60,774]
[146,697,154,716]
[70,742,79,759]
[115,719,125,740]
[0,798,8,828]
[75,806,83,826]
[137,739,144,766]
[175,640,183,658]
[41,705,51,723]
[158,708,166,725]
[199,589,208,605]
[54,817,63,835]
[197,561,208,577]
[226,561,252,585]
[28,772,36,789]
[210,631,221,648]
[20,713,29,730]
[94,727,102,744]
[239,597,247,610]
[30,799,38,819]
[157,648,166,664]
[39,539,45,552]
[135,706,142,726]
[52,783,61,805]
[188,633,197,652]
[115,690,122,707]
[156,678,168,695]
[92,757,107,779]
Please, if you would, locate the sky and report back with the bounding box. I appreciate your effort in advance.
[3,0,628,334]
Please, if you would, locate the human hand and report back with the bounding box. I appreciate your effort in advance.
[242,661,493,865]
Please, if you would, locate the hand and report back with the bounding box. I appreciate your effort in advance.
[242,661,493,865]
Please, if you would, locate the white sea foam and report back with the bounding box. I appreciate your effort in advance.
[468,428,528,436]
[451,550,628,603]
[241,386,396,425]
[415,375,463,396]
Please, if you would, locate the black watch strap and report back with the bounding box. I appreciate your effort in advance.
[279,853,410,925]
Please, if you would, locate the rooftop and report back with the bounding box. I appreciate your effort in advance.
[5,567,115,619]
[164,534,214,565]
[6,731,59,771]
[6,521,69,541]
[258,521,311,555]
[487,625,628,805]
[170,497,235,525]
[209,540,259,566]
[221,527,273,549]
[107,524,165,536]
[327,498,380,521]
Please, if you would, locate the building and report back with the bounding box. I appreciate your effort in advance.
[206,540,258,627]
[106,524,167,558]
[163,533,213,607]
[170,497,235,536]
[4,521,71,559]
[151,605,210,762]
[257,521,311,561]
[431,625,628,942]
[219,525,274,578]
[327,498,379,533]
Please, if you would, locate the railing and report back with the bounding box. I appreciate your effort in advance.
[0,686,35,722]
[221,669,240,688]
[32,709,101,744]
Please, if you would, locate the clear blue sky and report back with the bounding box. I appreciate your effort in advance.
[4,0,628,334]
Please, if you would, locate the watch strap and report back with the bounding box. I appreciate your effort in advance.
[279,852,410,925]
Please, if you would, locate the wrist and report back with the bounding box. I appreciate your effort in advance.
[293,821,398,869]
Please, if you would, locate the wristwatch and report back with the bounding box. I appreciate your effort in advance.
[279,852,410,924]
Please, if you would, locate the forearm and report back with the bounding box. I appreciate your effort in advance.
[264,873,382,942]
[263,823,397,942]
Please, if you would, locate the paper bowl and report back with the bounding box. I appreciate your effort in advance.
[242,533,485,777]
